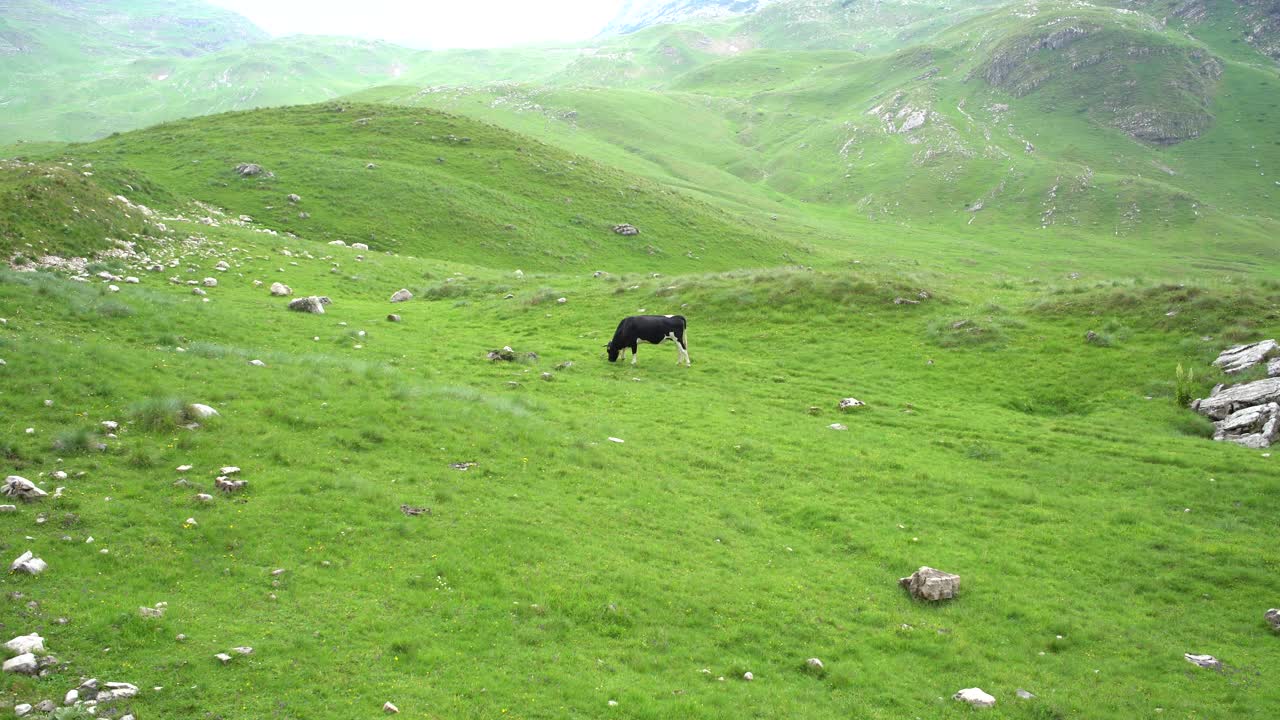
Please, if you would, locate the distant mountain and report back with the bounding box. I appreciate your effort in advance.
[600,0,772,36]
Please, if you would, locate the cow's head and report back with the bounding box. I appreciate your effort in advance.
[605,342,620,362]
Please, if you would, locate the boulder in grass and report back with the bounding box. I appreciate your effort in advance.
[1266,608,1280,632]
[3,653,38,675]
[838,398,866,412]
[3,633,44,655]
[2,476,47,501]
[10,551,48,575]
[1192,378,1280,420]
[1185,653,1223,670]
[387,314,401,323]
[188,404,219,419]
[390,289,413,303]
[899,566,960,601]
[1212,402,1279,449]
[288,296,327,314]
[612,224,640,236]
[270,282,292,297]
[954,688,995,708]
[235,163,264,177]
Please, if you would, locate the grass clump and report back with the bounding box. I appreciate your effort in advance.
[127,396,204,431]
[51,426,102,454]
[928,317,1013,348]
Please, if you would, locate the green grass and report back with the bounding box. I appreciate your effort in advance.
[2,205,1278,718]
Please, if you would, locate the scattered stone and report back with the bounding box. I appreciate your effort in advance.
[270,282,292,296]
[176,464,193,472]
[390,289,413,303]
[2,476,48,501]
[1016,689,1036,700]
[192,287,206,296]
[400,504,430,517]
[1185,653,1222,670]
[612,224,640,236]
[176,634,187,643]
[351,243,369,251]
[249,359,266,367]
[14,704,32,717]
[101,420,118,432]
[65,689,79,705]
[899,566,961,601]
[383,701,400,714]
[387,314,401,322]
[805,658,824,672]
[214,653,233,665]
[108,284,119,292]
[286,194,301,204]
[288,296,328,314]
[954,688,996,708]
[541,372,554,381]
[449,462,476,471]
[838,398,866,411]
[828,423,847,431]
[33,701,55,713]
[3,634,44,655]
[742,672,754,681]
[557,297,567,304]
[1213,340,1278,375]
[195,493,213,503]
[235,163,264,177]
[608,437,625,443]
[102,682,139,700]
[487,347,517,362]
[221,466,241,475]
[50,470,67,481]
[9,551,47,575]
[1266,608,1280,631]
[232,646,253,655]
[2,653,37,675]
[0,505,14,512]
[188,404,219,419]
[203,277,218,287]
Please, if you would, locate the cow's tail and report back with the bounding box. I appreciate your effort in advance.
[679,317,688,349]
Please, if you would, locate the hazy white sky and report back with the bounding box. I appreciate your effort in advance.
[206,0,629,49]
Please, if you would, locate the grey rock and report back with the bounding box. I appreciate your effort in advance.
[269,282,292,296]
[2,476,47,500]
[192,287,206,296]
[389,289,413,303]
[288,296,327,314]
[1271,358,1280,378]
[188,403,219,419]
[351,243,369,251]
[235,163,264,177]
[1016,689,1036,699]
[1193,378,1280,419]
[34,700,56,712]
[828,423,848,431]
[139,606,164,618]
[386,314,401,322]
[14,704,32,717]
[804,657,824,672]
[1266,608,1280,631]
[249,359,266,367]
[286,194,301,204]
[0,505,15,512]
[1213,339,1278,375]
[216,477,247,493]
[64,689,79,705]
[1212,402,1279,448]
[203,277,218,287]
[899,566,961,601]
[103,682,139,699]
[612,223,640,236]
[2,653,37,675]
[214,653,233,664]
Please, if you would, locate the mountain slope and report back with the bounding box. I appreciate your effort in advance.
[17,103,798,272]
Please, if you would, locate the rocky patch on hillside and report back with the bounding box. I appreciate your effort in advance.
[1191,340,1280,448]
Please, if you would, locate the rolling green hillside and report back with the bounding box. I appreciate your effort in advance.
[8,103,797,272]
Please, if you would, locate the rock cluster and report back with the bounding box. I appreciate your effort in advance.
[612,224,640,236]
[899,566,961,601]
[10,551,48,575]
[1191,341,1280,448]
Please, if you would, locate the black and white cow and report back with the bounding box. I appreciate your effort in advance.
[606,315,690,366]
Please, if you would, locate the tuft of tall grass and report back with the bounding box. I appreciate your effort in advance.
[128,396,204,431]
[52,426,102,453]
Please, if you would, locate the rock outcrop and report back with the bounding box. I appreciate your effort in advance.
[2,476,47,501]
[1192,378,1280,420]
[1213,339,1278,374]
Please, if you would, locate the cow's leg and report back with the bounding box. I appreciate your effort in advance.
[630,343,638,366]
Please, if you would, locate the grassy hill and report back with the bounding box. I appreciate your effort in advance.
[2,148,1280,718]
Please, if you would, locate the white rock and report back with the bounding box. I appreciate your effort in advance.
[1185,653,1222,669]
[103,682,139,699]
[742,671,754,681]
[248,359,266,367]
[1,476,45,501]
[195,494,213,503]
[805,657,824,671]
[954,688,996,707]
[108,285,119,292]
[101,420,118,431]
[203,277,218,287]
[214,653,233,664]
[50,470,67,481]
[0,505,15,512]
[390,288,413,303]
[838,397,866,411]
[232,646,253,655]
[14,703,32,717]
[3,633,44,655]
[351,243,369,251]
[188,404,219,419]
[557,297,567,304]
[9,551,46,574]
[176,465,193,472]
[608,437,624,443]
[221,466,241,475]
[125,276,139,284]
[65,689,79,705]
[2,653,37,675]
[1213,340,1278,375]
[269,282,292,296]
[383,701,399,714]
[828,423,848,431]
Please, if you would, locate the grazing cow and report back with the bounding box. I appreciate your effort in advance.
[606,315,690,366]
